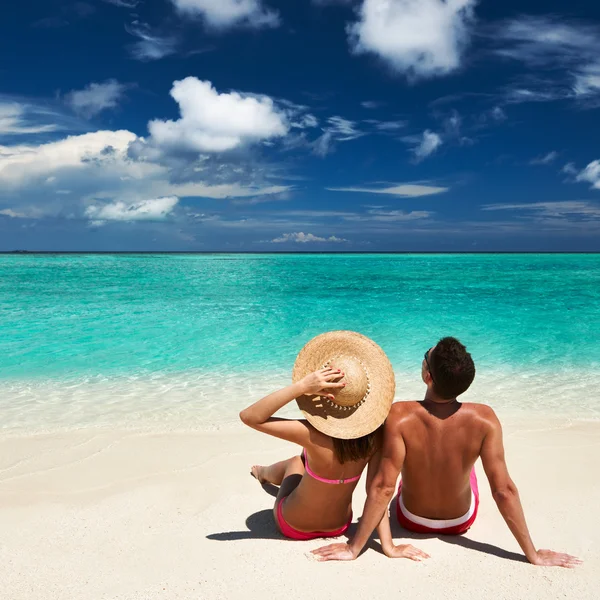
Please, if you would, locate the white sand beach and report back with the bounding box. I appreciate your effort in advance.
[1,417,599,600]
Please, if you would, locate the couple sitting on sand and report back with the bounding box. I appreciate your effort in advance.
[240,332,580,567]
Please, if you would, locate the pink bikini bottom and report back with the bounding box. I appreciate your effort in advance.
[276,496,352,541]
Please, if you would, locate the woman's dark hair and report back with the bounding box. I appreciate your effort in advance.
[430,337,476,400]
[332,428,380,464]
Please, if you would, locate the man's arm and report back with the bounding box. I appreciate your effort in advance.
[364,438,429,561]
[481,410,581,568]
[312,409,428,561]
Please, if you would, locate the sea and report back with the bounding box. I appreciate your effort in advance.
[1,253,599,433]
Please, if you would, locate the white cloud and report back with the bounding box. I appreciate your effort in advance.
[348,0,476,80]
[530,151,558,165]
[85,196,179,224]
[0,128,295,224]
[126,23,177,61]
[162,182,291,199]
[490,106,507,121]
[313,116,364,156]
[493,16,599,66]
[170,0,279,30]
[0,208,29,218]
[102,0,139,6]
[313,0,353,4]
[271,232,348,243]
[326,116,363,140]
[493,16,600,103]
[482,201,600,218]
[327,183,447,196]
[405,130,442,161]
[291,113,319,128]
[0,130,143,188]
[361,100,383,109]
[148,78,289,153]
[0,103,59,135]
[576,160,600,190]
[374,120,407,131]
[574,63,600,96]
[504,87,567,104]
[344,208,432,221]
[65,80,127,117]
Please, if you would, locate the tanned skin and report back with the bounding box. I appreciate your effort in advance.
[312,346,582,568]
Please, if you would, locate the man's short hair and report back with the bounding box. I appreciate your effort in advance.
[430,337,476,399]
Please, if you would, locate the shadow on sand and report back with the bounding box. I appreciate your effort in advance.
[206,508,282,542]
[207,491,526,564]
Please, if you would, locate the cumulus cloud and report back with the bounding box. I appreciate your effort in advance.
[271,232,348,243]
[404,130,442,161]
[348,0,477,80]
[147,78,289,153]
[0,103,60,135]
[65,80,127,117]
[327,183,447,196]
[576,160,600,190]
[0,130,143,188]
[530,151,558,166]
[0,126,294,224]
[85,196,179,224]
[170,0,279,30]
[126,23,178,61]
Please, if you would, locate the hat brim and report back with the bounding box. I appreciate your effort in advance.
[292,331,395,440]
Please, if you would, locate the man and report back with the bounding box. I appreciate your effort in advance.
[312,337,581,568]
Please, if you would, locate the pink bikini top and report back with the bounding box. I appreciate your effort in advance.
[303,448,362,485]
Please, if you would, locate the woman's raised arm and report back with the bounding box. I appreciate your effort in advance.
[239,368,345,446]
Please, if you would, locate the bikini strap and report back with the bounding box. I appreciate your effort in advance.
[303,448,361,485]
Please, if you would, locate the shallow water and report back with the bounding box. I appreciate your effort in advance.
[1,253,599,431]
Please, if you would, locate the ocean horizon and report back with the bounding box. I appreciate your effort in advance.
[1,253,599,432]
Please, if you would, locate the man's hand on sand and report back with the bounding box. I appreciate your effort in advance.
[384,544,430,561]
[530,549,582,568]
[311,543,358,561]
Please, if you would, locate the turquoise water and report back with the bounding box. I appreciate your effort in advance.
[1,253,599,430]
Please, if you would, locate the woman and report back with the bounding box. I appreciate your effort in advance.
[239,331,395,541]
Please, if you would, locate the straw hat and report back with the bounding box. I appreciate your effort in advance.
[292,331,395,439]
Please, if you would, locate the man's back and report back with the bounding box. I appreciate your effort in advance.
[394,400,495,520]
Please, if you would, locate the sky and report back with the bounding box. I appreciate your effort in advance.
[1,0,600,251]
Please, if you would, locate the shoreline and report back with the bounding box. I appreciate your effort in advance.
[2,369,600,434]
[2,419,599,599]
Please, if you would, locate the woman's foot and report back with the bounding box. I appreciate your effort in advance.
[251,465,267,484]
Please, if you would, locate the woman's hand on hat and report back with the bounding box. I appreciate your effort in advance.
[298,368,346,399]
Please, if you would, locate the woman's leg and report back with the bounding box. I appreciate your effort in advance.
[251,456,303,486]
[251,456,305,533]
[272,456,305,529]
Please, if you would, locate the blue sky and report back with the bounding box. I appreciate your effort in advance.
[1,0,600,251]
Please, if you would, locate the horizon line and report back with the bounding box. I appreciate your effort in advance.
[2,251,600,255]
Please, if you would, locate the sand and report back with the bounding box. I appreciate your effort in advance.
[1,417,599,600]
